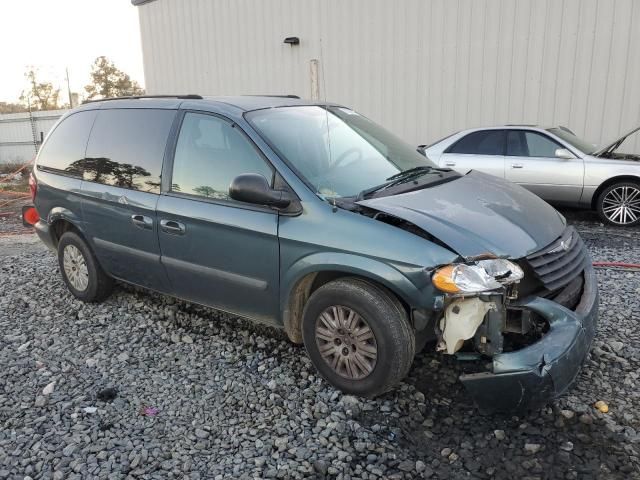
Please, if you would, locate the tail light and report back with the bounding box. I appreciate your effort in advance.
[22,206,40,226]
[29,171,37,201]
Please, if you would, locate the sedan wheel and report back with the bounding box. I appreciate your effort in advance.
[597,183,640,226]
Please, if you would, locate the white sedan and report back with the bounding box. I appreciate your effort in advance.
[420,125,640,226]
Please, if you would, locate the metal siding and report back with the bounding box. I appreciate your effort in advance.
[0,110,67,164]
[137,0,640,150]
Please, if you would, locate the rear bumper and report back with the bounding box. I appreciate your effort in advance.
[34,219,56,252]
[460,262,598,413]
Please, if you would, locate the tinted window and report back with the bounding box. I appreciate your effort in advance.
[448,130,505,155]
[37,110,97,175]
[81,109,175,193]
[507,131,562,157]
[171,112,273,201]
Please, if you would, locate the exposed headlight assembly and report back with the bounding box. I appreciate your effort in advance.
[432,259,524,294]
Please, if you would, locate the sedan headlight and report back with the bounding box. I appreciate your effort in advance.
[432,259,524,294]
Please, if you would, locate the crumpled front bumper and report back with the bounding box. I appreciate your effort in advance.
[460,262,598,413]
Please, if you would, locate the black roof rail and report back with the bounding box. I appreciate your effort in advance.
[83,94,203,104]
[245,94,301,99]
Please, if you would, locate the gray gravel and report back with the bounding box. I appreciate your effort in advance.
[1,210,639,479]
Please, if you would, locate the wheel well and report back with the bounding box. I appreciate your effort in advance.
[591,175,640,209]
[50,219,82,247]
[283,270,410,344]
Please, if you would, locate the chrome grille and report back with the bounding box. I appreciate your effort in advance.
[525,227,587,292]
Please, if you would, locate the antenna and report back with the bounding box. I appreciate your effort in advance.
[319,37,336,209]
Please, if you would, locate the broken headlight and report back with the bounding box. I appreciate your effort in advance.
[432,259,523,294]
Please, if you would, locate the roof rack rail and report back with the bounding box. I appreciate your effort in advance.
[83,94,203,104]
[246,94,301,99]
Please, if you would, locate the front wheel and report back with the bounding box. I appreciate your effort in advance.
[301,278,415,397]
[596,182,640,226]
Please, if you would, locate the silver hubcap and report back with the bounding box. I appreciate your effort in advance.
[315,306,377,380]
[602,186,640,225]
[63,245,89,291]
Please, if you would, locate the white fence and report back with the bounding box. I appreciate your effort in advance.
[0,109,67,165]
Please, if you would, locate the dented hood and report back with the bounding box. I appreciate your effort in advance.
[357,171,566,259]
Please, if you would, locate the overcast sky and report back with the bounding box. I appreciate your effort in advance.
[0,0,144,103]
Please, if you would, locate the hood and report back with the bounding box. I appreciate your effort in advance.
[593,125,640,157]
[357,171,566,259]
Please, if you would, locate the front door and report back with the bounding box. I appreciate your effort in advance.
[505,130,584,204]
[157,111,280,322]
[438,129,506,178]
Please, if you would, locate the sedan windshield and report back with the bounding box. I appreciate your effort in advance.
[246,106,436,197]
[547,128,597,154]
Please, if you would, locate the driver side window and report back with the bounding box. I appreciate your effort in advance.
[507,131,563,158]
[171,112,273,201]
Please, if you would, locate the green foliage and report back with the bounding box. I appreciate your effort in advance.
[85,56,144,100]
[19,69,60,111]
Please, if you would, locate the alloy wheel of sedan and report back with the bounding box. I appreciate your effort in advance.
[315,305,378,380]
[63,244,89,292]
[601,185,640,225]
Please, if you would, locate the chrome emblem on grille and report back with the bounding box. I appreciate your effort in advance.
[549,234,572,254]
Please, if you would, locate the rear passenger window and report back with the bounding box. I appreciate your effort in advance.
[83,109,175,193]
[36,110,97,176]
[171,112,273,201]
[447,130,505,155]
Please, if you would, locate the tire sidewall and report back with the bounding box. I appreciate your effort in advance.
[597,182,640,227]
[58,232,101,301]
[302,281,407,396]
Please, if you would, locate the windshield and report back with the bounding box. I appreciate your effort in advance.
[246,106,435,197]
[547,128,597,154]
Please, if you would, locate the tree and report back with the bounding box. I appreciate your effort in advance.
[85,56,144,99]
[0,102,29,114]
[20,69,60,111]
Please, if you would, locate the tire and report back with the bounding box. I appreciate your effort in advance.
[596,181,640,226]
[58,231,114,302]
[301,277,415,397]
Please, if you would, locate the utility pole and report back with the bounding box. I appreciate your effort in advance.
[66,67,73,108]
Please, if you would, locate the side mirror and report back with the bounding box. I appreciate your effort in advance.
[555,148,574,160]
[229,173,293,208]
[416,145,427,157]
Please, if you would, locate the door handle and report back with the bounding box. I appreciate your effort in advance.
[131,214,153,230]
[511,163,524,169]
[445,161,456,167]
[160,219,186,235]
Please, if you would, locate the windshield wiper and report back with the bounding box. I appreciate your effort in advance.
[357,166,447,200]
[385,166,436,181]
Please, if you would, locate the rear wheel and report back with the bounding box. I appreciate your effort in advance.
[596,182,640,226]
[58,231,114,302]
[302,278,415,397]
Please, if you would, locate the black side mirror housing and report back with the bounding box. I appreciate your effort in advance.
[229,173,293,208]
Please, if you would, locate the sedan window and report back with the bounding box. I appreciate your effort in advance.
[446,130,505,155]
[507,131,563,158]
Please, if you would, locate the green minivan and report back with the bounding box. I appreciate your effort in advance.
[29,95,597,412]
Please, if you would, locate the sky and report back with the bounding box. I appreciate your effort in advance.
[0,0,145,103]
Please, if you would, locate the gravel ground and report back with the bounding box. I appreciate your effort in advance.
[1,210,639,479]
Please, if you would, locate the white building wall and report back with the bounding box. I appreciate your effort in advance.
[137,0,640,151]
[0,109,67,164]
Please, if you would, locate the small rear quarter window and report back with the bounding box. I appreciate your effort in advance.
[36,110,97,176]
